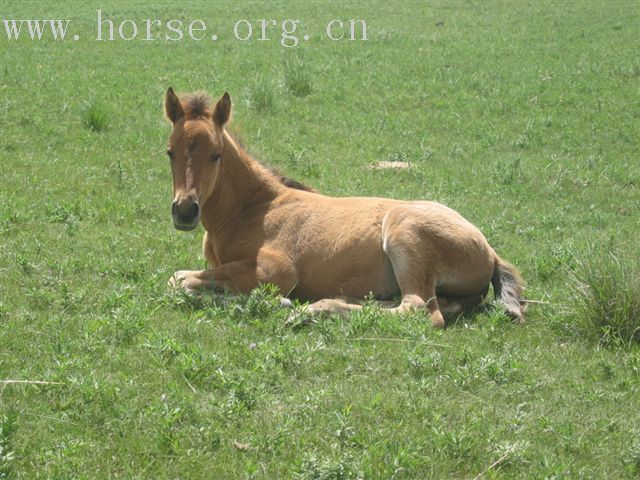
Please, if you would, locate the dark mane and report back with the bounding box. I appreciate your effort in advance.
[264,166,316,192]
[181,91,213,118]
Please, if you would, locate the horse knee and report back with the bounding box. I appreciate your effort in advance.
[255,249,298,294]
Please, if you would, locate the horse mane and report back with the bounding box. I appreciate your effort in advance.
[178,91,315,192]
[181,91,213,118]
[264,166,316,192]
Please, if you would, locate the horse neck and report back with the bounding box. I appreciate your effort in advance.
[201,130,282,233]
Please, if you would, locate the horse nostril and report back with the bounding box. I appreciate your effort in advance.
[171,201,178,216]
[192,201,200,219]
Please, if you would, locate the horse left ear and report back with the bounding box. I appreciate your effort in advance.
[213,92,231,126]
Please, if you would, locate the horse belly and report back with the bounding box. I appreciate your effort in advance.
[270,194,402,301]
[293,245,399,301]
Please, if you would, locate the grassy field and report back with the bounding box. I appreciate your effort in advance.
[1,1,639,478]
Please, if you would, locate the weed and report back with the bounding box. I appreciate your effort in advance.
[247,78,276,112]
[45,200,83,225]
[284,56,313,97]
[571,252,640,348]
[494,156,524,185]
[83,100,110,132]
[239,283,284,321]
[408,347,443,379]
[144,332,186,364]
[0,411,18,479]
[176,348,219,387]
[110,308,146,345]
[296,452,361,480]
[157,396,185,455]
[285,145,321,178]
[624,439,640,476]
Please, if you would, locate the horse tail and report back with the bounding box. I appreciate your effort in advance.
[491,255,526,323]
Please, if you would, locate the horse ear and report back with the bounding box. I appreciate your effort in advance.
[213,92,231,126]
[165,87,184,123]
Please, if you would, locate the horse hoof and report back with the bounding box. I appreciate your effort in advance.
[169,270,188,288]
[431,316,445,329]
[168,270,201,296]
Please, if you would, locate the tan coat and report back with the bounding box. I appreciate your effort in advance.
[164,89,525,327]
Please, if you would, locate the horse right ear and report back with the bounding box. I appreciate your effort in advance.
[164,87,184,123]
[213,92,231,126]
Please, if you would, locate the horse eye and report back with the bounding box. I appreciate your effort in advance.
[211,153,221,162]
[166,150,173,160]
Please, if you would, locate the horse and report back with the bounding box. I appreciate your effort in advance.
[164,88,526,328]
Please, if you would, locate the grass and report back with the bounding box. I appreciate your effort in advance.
[283,55,313,97]
[83,100,110,132]
[0,411,18,478]
[1,1,639,478]
[571,252,640,348]
[247,77,276,113]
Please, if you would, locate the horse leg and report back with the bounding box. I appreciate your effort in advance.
[168,232,221,295]
[169,261,255,295]
[382,226,445,328]
[294,293,443,328]
[388,288,444,328]
[169,248,298,298]
[285,297,363,325]
[306,298,363,316]
[202,231,220,268]
[292,284,483,329]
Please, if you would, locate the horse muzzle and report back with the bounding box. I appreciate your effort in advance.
[171,198,200,231]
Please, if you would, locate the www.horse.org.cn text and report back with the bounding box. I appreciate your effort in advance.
[2,11,368,47]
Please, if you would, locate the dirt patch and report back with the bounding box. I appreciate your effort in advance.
[368,161,411,170]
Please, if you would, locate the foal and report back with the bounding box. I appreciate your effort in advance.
[164,88,525,327]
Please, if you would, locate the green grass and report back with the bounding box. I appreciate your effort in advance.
[571,252,640,348]
[83,100,110,132]
[283,55,313,97]
[1,1,639,478]
[246,77,277,113]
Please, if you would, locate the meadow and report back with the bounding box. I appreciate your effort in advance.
[1,1,639,478]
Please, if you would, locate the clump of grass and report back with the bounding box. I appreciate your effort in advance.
[494,156,524,185]
[296,452,361,480]
[1,410,18,478]
[238,283,283,320]
[571,252,640,348]
[247,78,276,112]
[624,440,640,476]
[283,56,313,97]
[83,100,109,132]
